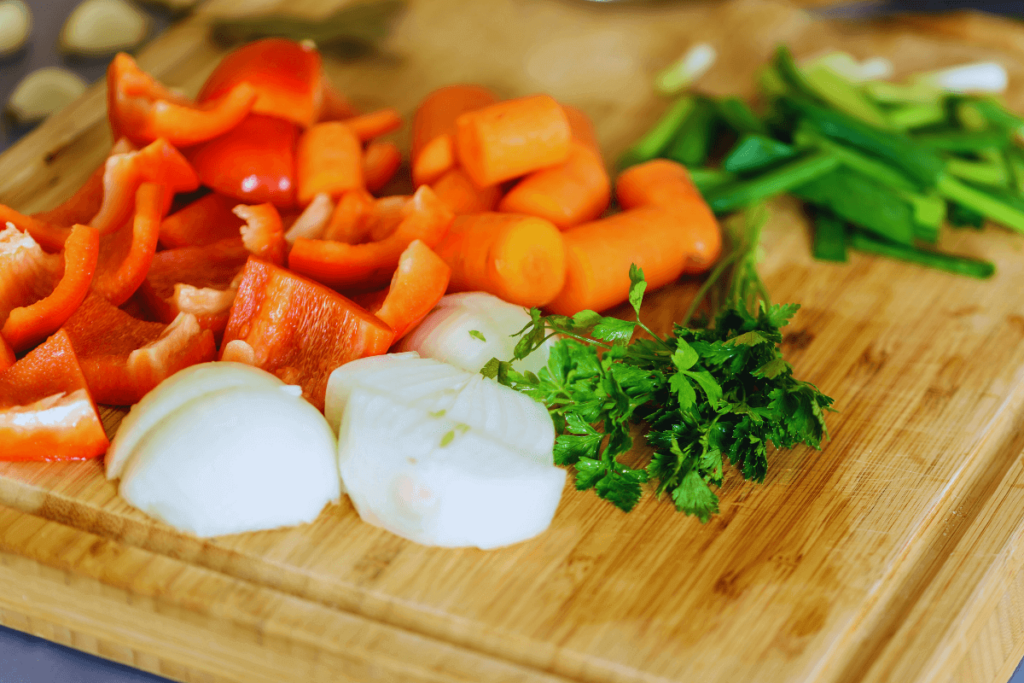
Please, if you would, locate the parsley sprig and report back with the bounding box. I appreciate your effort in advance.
[482,209,833,521]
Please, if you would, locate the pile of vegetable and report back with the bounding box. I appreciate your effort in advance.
[624,46,1024,278]
[0,35,832,543]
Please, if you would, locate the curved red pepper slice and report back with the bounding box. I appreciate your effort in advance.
[139,237,250,338]
[91,138,199,235]
[0,329,109,461]
[188,114,298,208]
[198,39,322,129]
[360,239,451,340]
[0,205,72,253]
[159,193,245,249]
[344,108,403,142]
[220,257,394,411]
[108,53,257,147]
[288,185,454,291]
[93,182,167,306]
[0,334,14,372]
[2,223,100,353]
[63,293,215,405]
[234,202,287,266]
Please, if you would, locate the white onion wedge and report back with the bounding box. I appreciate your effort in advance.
[119,384,339,537]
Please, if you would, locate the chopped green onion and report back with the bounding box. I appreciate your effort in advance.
[704,151,839,214]
[849,230,994,278]
[813,212,848,262]
[617,97,695,169]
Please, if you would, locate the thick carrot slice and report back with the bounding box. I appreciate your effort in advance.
[367,239,451,340]
[234,203,287,266]
[93,182,166,306]
[434,212,566,308]
[344,108,403,142]
[2,224,100,352]
[363,140,402,193]
[323,189,377,244]
[615,159,722,273]
[159,193,246,249]
[62,293,215,405]
[546,206,711,315]
[431,167,503,215]
[455,94,572,188]
[0,329,108,461]
[288,186,454,291]
[296,121,364,204]
[498,141,610,229]
[412,85,498,186]
[561,105,600,154]
[221,257,395,410]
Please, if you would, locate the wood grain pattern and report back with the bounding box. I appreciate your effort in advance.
[2,1,1024,682]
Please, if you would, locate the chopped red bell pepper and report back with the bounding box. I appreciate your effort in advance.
[188,114,298,208]
[0,333,14,372]
[0,329,109,461]
[322,189,376,243]
[363,239,450,340]
[0,226,62,330]
[197,38,323,129]
[32,162,106,229]
[93,182,167,306]
[221,257,394,411]
[139,237,250,338]
[159,192,245,249]
[318,77,359,121]
[234,202,287,266]
[288,185,454,291]
[363,140,402,193]
[107,53,258,147]
[62,293,215,405]
[0,205,72,252]
[2,223,100,353]
[344,108,403,142]
[91,138,199,235]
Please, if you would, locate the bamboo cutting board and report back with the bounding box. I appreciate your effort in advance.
[3,1,1024,681]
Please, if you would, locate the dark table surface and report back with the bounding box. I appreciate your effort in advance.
[2,1,1024,682]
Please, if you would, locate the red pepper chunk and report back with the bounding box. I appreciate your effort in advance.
[358,240,451,340]
[0,330,109,461]
[93,182,167,306]
[198,39,323,129]
[63,293,215,405]
[158,193,246,250]
[188,114,298,208]
[288,185,454,291]
[0,334,14,372]
[221,257,394,411]
[234,203,287,266]
[107,53,257,147]
[2,223,100,353]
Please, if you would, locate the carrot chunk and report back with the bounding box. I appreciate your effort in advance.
[344,108,403,142]
[296,121,364,204]
[431,167,503,215]
[412,85,498,186]
[363,141,402,193]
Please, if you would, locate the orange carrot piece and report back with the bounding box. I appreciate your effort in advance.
[93,182,166,306]
[433,212,565,308]
[615,159,721,273]
[455,94,572,188]
[296,121,364,205]
[412,85,498,186]
[369,239,451,340]
[159,193,246,249]
[234,203,288,266]
[546,206,714,316]
[2,224,100,352]
[561,105,600,154]
[344,108,403,142]
[323,189,377,244]
[498,141,610,229]
[363,140,402,193]
[431,167,503,215]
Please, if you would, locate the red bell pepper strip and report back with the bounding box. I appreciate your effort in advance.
[363,140,402,193]
[198,38,323,129]
[0,334,13,372]
[93,182,167,306]
[0,205,72,252]
[288,185,454,291]
[322,189,376,244]
[220,257,394,411]
[344,108,403,142]
[2,223,100,353]
[234,202,287,266]
[91,138,199,235]
[139,237,249,338]
[188,114,298,208]
[158,193,245,249]
[0,329,109,461]
[360,239,451,340]
[107,53,258,147]
[0,224,62,322]
[62,293,215,405]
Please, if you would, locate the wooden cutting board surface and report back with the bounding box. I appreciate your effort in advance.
[3,1,1024,682]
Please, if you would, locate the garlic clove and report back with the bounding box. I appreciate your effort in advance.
[0,0,32,57]
[59,0,150,57]
[6,67,88,124]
